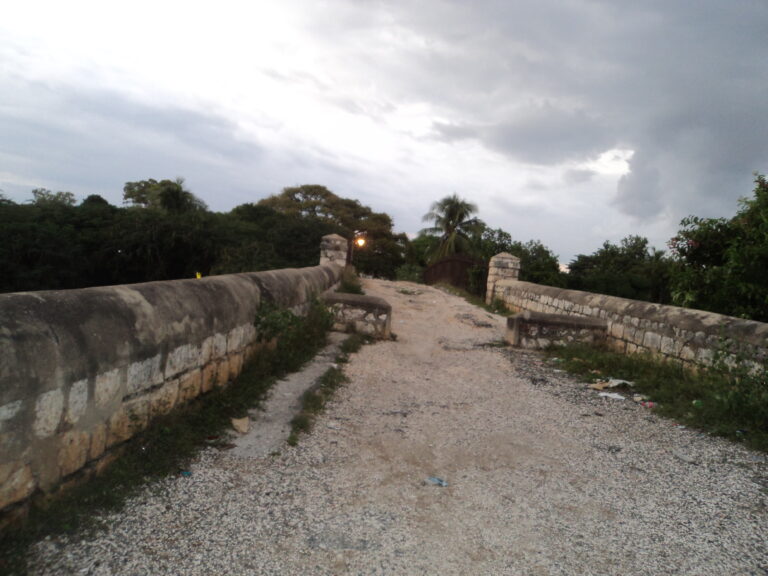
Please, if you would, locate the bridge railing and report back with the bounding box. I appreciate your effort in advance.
[0,235,347,515]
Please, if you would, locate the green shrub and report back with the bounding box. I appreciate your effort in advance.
[336,265,364,295]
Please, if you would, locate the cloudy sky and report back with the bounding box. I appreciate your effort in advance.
[1,0,767,264]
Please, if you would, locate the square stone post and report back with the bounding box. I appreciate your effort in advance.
[486,252,521,304]
[320,234,349,267]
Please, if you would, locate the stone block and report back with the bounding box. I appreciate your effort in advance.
[227,324,255,353]
[66,379,88,425]
[201,363,217,393]
[150,380,179,417]
[178,370,202,403]
[0,461,35,509]
[126,354,163,395]
[201,336,215,364]
[89,423,107,461]
[58,430,90,477]
[228,353,244,381]
[642,331,662,351]
[95,368,122,410]
[34,389,64,438]
[164,344,201,379]
[660,336,678,356]
[609,323,624,339]
[107,399,149,447]
[216,358,231,388]
[212,333,228,358]
[0,400,23,432]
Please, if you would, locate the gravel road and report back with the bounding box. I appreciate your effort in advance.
[30,280,767,575]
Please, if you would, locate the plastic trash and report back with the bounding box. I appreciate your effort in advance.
[589,378,634,390]
[598,392,625,400]
[180,470,192,477]
[692,400,703,408]
[425,476,448,487]
[640,401,656,408]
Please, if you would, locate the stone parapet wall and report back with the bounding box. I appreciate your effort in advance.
[0,262,343,513]
[490,279,768,368]
[507,311,607,349]
[322,292,392,340]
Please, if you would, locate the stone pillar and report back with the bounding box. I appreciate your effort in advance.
[486,252,521,304]
[320,234,348,267]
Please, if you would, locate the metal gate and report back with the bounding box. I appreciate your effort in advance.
[423,255,486,294]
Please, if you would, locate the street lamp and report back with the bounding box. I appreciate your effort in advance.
[347,230,367,265]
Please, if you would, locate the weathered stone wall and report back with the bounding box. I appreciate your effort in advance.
[0,251,344,512]
[506,311,607,349]
[322,292,392,340]
[489,278,768,369]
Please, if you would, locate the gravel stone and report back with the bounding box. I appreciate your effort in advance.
[28,280,768,575]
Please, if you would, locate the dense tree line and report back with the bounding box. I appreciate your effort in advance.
[0,182,403,293]
[3,174,766,322]
[411,175,768,322]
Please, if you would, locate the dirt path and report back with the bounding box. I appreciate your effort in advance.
[31,280,767,575]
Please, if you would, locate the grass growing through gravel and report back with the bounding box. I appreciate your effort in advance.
[433,282,512,316]
[0,300,333,576]
[287,333,370,446]
[546,343,768,452]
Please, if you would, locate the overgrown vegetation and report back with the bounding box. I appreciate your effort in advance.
[287,333,370,446]
[0,300,332,575]
[546,344,768,452]
[336,265,365,295]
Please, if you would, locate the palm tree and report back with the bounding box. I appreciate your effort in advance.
[421,194,483,263]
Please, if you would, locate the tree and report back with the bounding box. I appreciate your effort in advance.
[567,235,672,303]
[668,173,768,320]
[421,194,483,263]
[474,225,565,287]
[30,188,76,206]
[123,178,207,213]
[258,185,404,278]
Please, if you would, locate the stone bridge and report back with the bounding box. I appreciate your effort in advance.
[1,240,767,574]
[21,278,768,575]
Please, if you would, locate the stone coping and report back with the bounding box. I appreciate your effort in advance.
[507,310,608,330]
[321,292,392,314]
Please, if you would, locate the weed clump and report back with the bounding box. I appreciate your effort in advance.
[546,343,768,452]
[336,265,365,295]
[288,367,348,446]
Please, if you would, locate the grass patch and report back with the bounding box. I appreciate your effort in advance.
[336,265,364,295]
[288,333,372,445]
[546,343,768,452]
[0,300,333,576]
[434,282,512,316]
[287,367,348,446]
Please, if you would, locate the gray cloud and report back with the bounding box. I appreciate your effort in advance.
[1,0,767,263]
[0,80,274,207]
[614,154,664,219]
